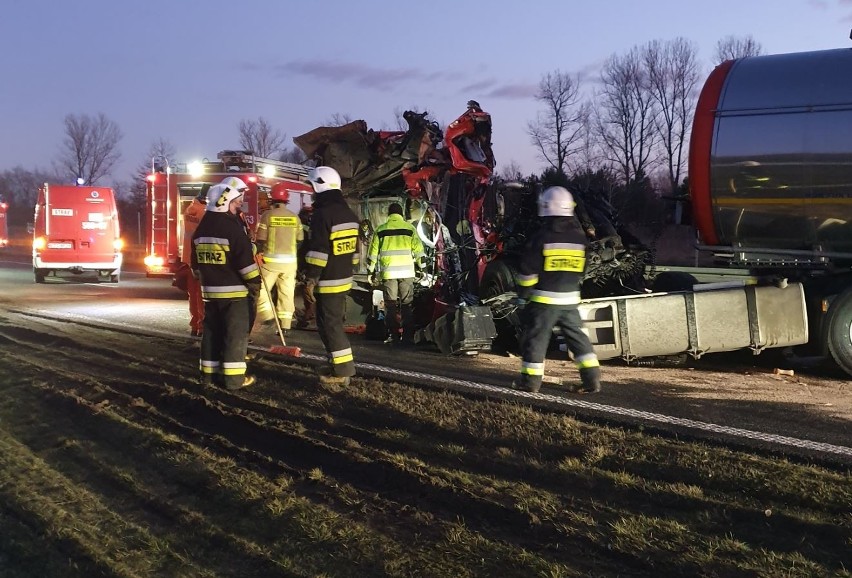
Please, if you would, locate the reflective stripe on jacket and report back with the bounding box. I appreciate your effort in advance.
[192,212,260,299]
[304,189,360,294]
[256,203,303,264]
[366,213,425,280]
[518,217,587,306]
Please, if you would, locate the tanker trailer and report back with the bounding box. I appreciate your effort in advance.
[689,47,852,376]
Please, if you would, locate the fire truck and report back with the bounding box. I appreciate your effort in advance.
[143,150,313,277]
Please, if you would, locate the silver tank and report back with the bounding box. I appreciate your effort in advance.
[693,48,852,261]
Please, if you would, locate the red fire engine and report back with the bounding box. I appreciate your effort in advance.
[143,150,313,276]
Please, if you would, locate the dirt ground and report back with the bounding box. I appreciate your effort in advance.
[0,311,850,577]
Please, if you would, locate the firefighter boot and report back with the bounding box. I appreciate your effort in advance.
[199,374,222,388]
[511,377,541,394]
[316,365,351,387]
[226,375,257,391]
[573,367,601,394]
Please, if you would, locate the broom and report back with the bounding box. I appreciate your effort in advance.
[259,268,301,357]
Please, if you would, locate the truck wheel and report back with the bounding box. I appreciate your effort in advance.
[826,289,852,377]
[34,268,46,284]
[479,258,522,353]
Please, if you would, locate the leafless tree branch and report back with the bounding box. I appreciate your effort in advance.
[57,113,122,185]
[526,71,589,176]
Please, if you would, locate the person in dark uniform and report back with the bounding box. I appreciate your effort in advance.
[303,166,360,386]
[295,205,315,328]
[191,180,261,391]
[514,186,601,394]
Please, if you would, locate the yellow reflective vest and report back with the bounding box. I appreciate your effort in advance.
[256,203,303,266]
[367,213,425,280]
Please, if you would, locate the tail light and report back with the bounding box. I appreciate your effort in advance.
[33,236,46,250]
[144,254,165,268]
[113,238,124,251]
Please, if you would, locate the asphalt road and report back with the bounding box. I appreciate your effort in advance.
[1,247,849,466]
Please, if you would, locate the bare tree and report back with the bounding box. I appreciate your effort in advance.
[526,71,590,176]
[238,117,286,158]
[595,48,659,185]
[56,113,123,185]
[644,38,700,193]
[128,138,176,199]
[144,138,176,174]
[325,113,354,127]
[498,160,524,181]
[0,166,58,226]
[714,34,763,64]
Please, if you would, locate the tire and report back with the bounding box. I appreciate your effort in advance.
[479,258,522,353]
[825,289,852,377]
[34,268,46,284]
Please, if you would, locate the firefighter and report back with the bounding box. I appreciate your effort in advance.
[303,166,360,386]
[191,180,261,391]
[254,182,303,335]
[221,176,257,330]
[182,185,209,337]
[514,186,601,394]
[295,205,315,328]
[366,202,425,345]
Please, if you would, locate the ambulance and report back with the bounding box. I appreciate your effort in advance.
[32,184,123,283]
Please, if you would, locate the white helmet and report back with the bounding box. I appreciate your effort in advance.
[308,166,341,193]
[538,186,575,217]
[221,176,249,193]
[206,183,244,213]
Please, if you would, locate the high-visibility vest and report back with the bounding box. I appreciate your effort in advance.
[257,204,303,265]
[367,214,425,280]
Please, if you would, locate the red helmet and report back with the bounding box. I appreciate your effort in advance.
[270,183,290,203]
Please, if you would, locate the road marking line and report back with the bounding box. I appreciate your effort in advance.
[15,308,852,461]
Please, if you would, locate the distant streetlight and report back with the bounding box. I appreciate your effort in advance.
[76,177,85,186]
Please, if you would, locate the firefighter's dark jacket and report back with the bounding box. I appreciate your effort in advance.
[516,216,587,305]
[304,189,360,294]
[191,211,260,299]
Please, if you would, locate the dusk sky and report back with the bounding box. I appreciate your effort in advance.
[4,0,852,186]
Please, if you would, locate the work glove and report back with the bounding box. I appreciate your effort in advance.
[368,272,381,287]
[255,252,265,266]
[303,279,317,304]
